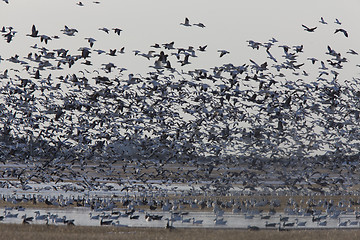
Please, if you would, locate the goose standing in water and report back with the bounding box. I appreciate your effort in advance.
[214,216,227,225]
[349,219,358,226]
[265,221,277,227]
[21,214,34,224]
[100,219,113,225]
[181,215,191,223]
[34,211,48,221]
[318,220,327,226]
[192,218,203,225]
[295,218,306,227]
[165,218,175,230]
[112,220,128,227]
[89,213,100,220]
[338,218,348,227]
[4,210,18,218]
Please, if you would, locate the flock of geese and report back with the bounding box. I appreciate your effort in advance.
[1,192,360,229]
[0,14,359,161]
[1,3,360,228]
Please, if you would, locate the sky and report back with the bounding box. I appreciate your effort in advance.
[1,0,360,78]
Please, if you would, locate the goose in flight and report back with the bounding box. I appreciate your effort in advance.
[334,28,348,37]
[27,25,39,38]
[302,24,317,32]
[112,28,122,35]
[266,50,277,62]
[180,17,191,27]
[269,37,278,43]
[99,27,110,33]
[163,41,175,50]
[293,45,303,53]
[62,26,78,36]
[347,49,358,55]
[319,60,328,70]
[85,37,96,47]
[198,45,207,51]
[4,31,15,43]
[334,18,342,25]
[139,50,155,60]
[150,43,160,48]
[319,17,327,24]
[179,54,191,66]
[40,35,51,44]
[307,57,318,64]
[118,47,125,54]
[193,22,205,28]
[247,40,262,49]
[218,49,229,57]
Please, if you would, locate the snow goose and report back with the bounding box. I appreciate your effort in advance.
[40,35,51,44]
[338,218,348,227]
[346,49,358,55]
[26,25,39,38]
[85,37,96,47]
[112,28,122,35]
[295,218,306,226]
[100,219,113,225]
[193,22,205,28]
[198,45,207,51]
[214,217,227,225]
[265,221,277,227]
[192,218,203,225]
[334,28,348,37]
[334,18,342,25]
[218,49,229,57]
[180,17,191,27]
[319,17,327,24]
[302,24,317,32]
[98,27,110,33]
[62,26,78,36]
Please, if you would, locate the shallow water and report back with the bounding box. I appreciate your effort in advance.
[1,206,359,229]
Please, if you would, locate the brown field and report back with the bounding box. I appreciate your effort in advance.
[1,224,360,240]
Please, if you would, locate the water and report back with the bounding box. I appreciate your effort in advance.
[1,206,359,229]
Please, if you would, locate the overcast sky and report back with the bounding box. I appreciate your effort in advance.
[1,0,360,79]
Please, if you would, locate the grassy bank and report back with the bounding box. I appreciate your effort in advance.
[1,223,360,240]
